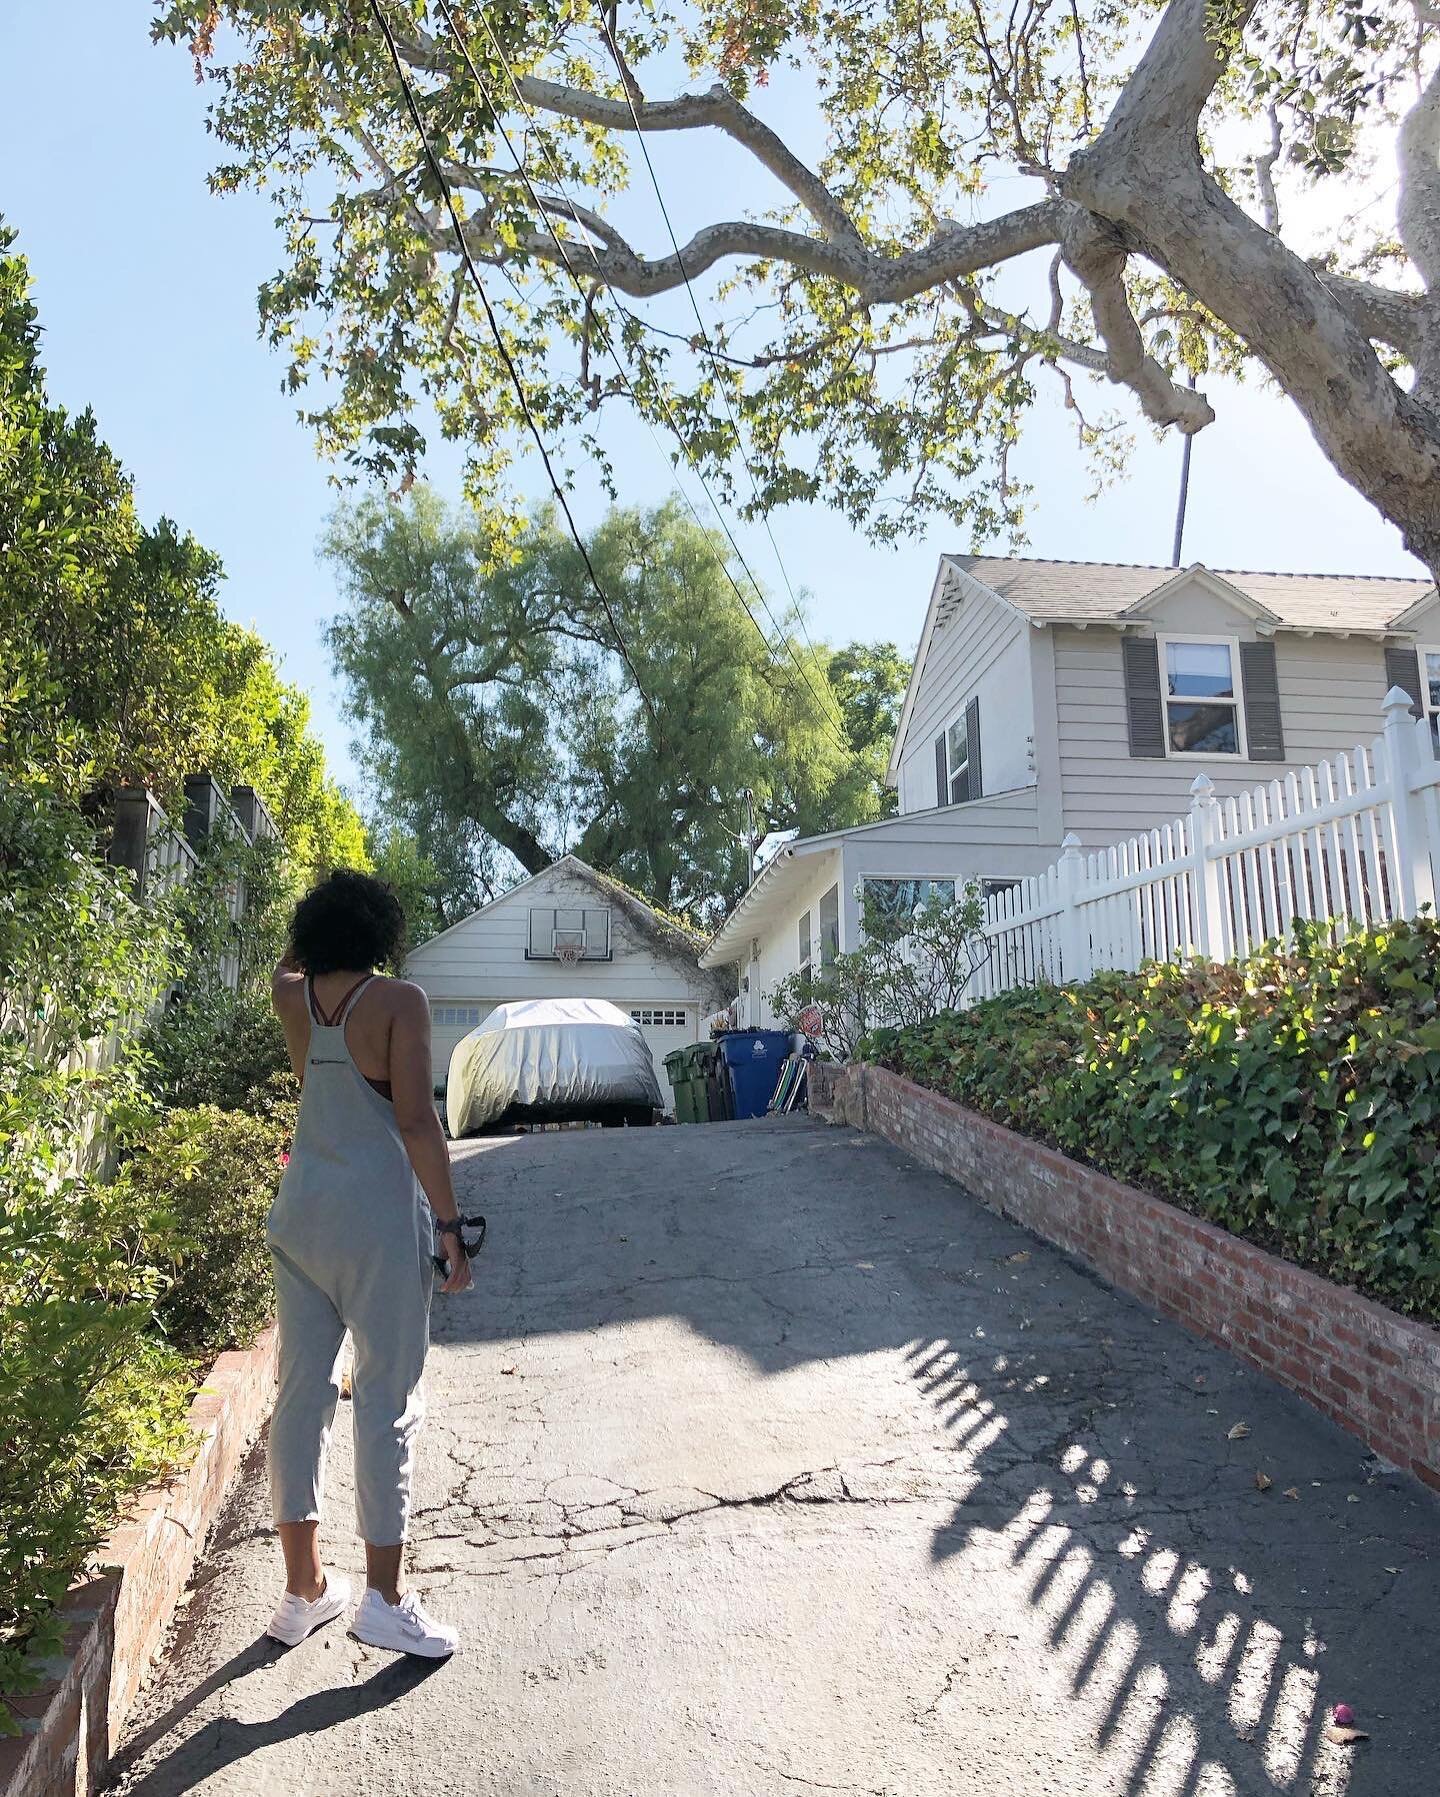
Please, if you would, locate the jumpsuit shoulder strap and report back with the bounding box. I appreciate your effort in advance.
[335,973,377,1025]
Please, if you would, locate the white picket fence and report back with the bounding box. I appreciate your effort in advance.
[969,688,1440,998]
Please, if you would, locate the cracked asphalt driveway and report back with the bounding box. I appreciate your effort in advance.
[112,1117,1438,1797]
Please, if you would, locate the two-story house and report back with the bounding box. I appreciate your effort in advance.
[700,555,1439,1022]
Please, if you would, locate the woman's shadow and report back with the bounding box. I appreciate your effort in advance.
[107,1634,443,1795]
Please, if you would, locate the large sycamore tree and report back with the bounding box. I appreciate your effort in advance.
[155,0,1440,571]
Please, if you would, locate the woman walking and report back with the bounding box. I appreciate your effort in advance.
[265,869,473,1657]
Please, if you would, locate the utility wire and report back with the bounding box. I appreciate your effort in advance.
[595,12,843,721]
[365,0,660,735]
[443,0,851,754]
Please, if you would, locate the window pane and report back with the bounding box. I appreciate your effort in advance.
[1426,651,1440,711]
[1167,702,1239,755]
[818,885,839,960]
[862,877,956,920]
[946,716,968,769]
[1166,640,1235,699]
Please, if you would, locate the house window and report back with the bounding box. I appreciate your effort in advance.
[818,885,840,963]
[945,715,971,801]
[1158,636,1245,757]
[798,910,812,978]
[631,1008,687,1028]
[861,877,955,922]
[1423,647,1440,753]
[432,1003,484,1028]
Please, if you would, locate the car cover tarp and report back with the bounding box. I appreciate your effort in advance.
[446,997,663,1136]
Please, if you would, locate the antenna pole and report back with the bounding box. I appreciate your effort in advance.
[1171,370,1199,567]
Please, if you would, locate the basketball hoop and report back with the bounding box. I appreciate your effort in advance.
[555,942,584,968]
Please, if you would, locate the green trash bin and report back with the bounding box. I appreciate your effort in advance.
[663,1047,704,1124]
[663,1042,726,1123]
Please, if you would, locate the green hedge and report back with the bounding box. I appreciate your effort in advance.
[864,917,1440,1323]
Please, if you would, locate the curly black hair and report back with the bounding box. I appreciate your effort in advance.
[288,869,406,976]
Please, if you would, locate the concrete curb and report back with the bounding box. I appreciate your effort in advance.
[812,1062,1440,1491]
[0,1325,279,1797]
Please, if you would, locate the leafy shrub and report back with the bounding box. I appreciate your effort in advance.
[865,918,1440,1322]
[117,1098,295,1363]
[143,987,294,1112]
[0,776,196,1728]
[769,884,987,1060]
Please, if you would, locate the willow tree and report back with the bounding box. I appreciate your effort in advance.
[324,490,902,916]
[155,0,1440,571]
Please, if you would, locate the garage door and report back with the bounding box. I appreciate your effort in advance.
[429,1002,492,1089]
[629,1006,695,1114]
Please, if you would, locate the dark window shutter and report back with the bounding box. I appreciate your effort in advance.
[934,733,948,807]
[965,694,982,800]
[1239,640,1285,762]
[1385,644,1423,717]
[1122,636,1166,758]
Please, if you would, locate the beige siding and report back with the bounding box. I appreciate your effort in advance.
[1053,625,1395,842]
[898,586,1035,812]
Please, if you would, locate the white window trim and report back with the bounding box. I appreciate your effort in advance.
[1419,645,1440,745]
[797,906,813,978]
[942,711,972,803]
[1155,632,1248,761]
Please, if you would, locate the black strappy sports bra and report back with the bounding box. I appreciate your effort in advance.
[308,974,393,1102]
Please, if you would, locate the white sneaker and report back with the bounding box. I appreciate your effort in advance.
[266,1573,352,1646]
[351,1587,459,1659]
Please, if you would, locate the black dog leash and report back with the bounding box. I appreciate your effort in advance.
[433,1213,487,1277]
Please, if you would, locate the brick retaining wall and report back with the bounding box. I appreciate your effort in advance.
[0,1326,279,1797]
[811,1062,1440,1491]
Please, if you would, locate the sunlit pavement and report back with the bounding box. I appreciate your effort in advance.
[112,1116,1438,1796]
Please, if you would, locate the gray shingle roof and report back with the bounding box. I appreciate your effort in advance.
[953,556,1434,633]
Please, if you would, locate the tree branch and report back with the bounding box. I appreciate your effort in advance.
[1062,215,1214,430]
[1253,104,1281,235]
[516,75,864,247]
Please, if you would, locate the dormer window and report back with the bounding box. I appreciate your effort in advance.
[1159,636,1245,757]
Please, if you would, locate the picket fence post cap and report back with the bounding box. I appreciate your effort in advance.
[1060,832,1083,853]
[1189,772,1217,798]
[1382,684,1418,717]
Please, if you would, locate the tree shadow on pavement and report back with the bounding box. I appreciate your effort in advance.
[434,1119,1440,1797]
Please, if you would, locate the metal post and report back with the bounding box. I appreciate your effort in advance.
[1189,773,1223,959]
[1056,833,1091,983]
[1381,685,1434,917]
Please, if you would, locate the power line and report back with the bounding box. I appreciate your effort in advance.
[595,14,842,715]
[442,0,851,754]
[365,0,661,736]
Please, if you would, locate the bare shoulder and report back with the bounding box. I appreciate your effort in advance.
[381,977,431,1022]
[271,966,307,1011]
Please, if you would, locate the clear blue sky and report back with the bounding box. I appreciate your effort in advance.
[0,6,1424,798]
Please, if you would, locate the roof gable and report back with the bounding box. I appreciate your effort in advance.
[885,555,1035,785]
[1120,565,1280,627]
[404,854,703,965]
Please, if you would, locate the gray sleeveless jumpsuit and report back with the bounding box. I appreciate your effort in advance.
[267,977,434,1546]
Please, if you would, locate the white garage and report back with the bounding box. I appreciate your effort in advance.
[403,856,732,1114]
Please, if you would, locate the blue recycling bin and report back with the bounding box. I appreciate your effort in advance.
[717,1029,792,1120]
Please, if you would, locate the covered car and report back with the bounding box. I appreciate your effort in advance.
[445,997,663,1137]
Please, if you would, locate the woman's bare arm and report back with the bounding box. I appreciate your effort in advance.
[271,962,310,1081]
[389,984,472,1294]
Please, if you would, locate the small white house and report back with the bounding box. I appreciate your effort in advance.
[404,855,731,1109]
[702,554,1439,1023]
